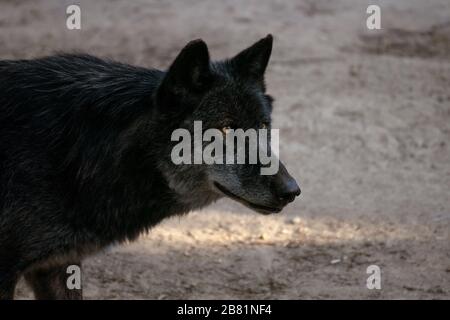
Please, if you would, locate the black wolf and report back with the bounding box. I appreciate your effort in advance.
[0,35,300,299]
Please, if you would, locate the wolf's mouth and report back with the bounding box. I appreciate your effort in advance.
[213,182,283,214]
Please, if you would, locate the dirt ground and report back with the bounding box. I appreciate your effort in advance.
[1,0,449,299]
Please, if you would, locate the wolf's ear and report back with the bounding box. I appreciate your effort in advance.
[231,34,273,81]
[156,39,212,110]
[162,39,212,92]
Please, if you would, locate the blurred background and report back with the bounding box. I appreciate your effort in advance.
[1,0,448,299]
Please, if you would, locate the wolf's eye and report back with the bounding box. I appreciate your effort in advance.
[221,126,231,134]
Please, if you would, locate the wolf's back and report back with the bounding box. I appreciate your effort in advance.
[0,55,162,209]
[0,54,160,121]
[0,54,163,158]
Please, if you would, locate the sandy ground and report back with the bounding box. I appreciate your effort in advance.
[0,0,449,299]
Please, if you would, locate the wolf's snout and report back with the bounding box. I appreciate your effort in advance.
[273,163,301,205]
[277,179,300,203]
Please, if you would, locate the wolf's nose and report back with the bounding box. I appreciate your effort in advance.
[277,180,301,203]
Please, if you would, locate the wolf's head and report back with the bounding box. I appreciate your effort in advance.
[154,35,300,214]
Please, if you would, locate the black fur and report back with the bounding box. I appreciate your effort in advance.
[0,35,300,299]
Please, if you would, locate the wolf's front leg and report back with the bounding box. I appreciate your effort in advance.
[0,273,19,300]
[25,262,83,300]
